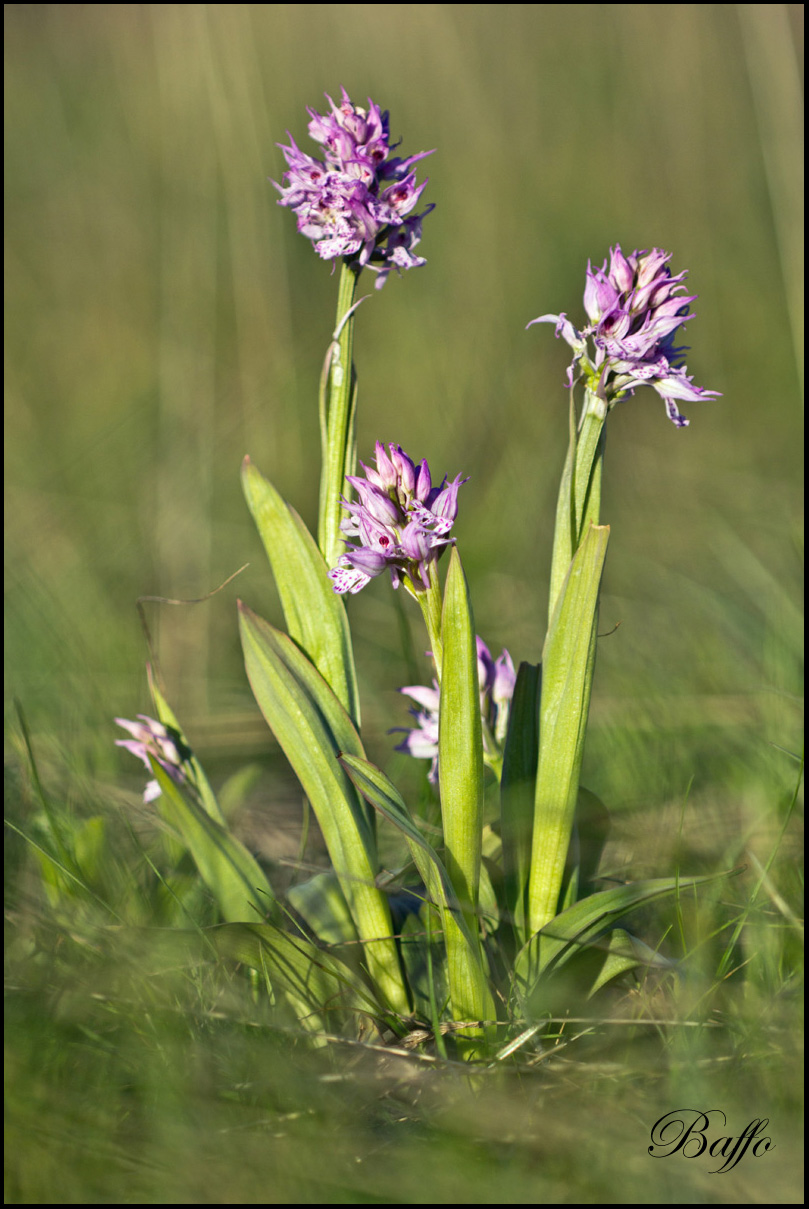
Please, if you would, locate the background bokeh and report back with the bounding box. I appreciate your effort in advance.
[6,4,802,781]
[4,7,803,1203]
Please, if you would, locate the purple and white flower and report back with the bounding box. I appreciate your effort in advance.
[329,442,466,595]
[476,637,517,746]
[530,245,720,426]
[115,714,192,803]
[394,681,441,782]
[273,89,434,287]
[393,638,516,781]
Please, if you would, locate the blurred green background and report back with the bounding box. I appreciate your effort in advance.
[5,4,802,773]
[4,6,804,1201]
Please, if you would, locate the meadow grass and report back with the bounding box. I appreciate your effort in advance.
[5,5,803,1203]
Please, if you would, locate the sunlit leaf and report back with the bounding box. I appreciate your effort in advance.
[149,758,275,925]
[242,456,360,726]
[238,603,409,1014]
[515,871,731,1009]
[527,524,610,933]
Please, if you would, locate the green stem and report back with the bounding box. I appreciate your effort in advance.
[411,559,444,682]
[547,387,607,623]
[318,260,361,568]
[527,385,609,938]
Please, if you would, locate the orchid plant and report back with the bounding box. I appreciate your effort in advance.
[115,90,723,1060]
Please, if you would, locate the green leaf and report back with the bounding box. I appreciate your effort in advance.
[439,547,484,916]
[437,549,496,1049]
[238,603,409,1015]
[515,871,730,1011]
[339,751,496,1051]
[558,786,611,911]
[584,928,677,999]
[209,920,385,1033]
[338,752,461,913]
[129,921,385,1037]
[148,671,225,826]
[287,871,359,947]
[527,524,610,934]
[398,909,450,1026]
[149,759,275,925]
[547,388,578,622]
[500,661,541,947]
[217,762,263,822]
[241,456,360,727]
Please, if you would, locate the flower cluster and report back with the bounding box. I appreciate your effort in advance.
[115,715,192,803]
[394,638,517,781]
[273,88,434,287]
[329,442,466,595]
[530,246,720,426]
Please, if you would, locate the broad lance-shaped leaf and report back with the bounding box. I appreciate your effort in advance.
[439,547,484,919]
[514,871,731,1009]
[527,524,609,934]
[149,759,275,924]
[339,752,496,1046]
[438,548,493,1049]
[238,602,409,1015]
[241,456,360,727]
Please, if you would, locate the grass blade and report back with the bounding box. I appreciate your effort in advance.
[210,921,386,1036]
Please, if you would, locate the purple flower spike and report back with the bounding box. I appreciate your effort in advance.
[529,245,720,426]
[477,638,517,745]
[394,681,441,782]
[273,89,434,287]
[392,638,516,779]
[115,715,192,803]
[329,444,468,596]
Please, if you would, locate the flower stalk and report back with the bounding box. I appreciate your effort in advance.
[318,260,361,568]
[548,387,607,622]
[413,559,444,680]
